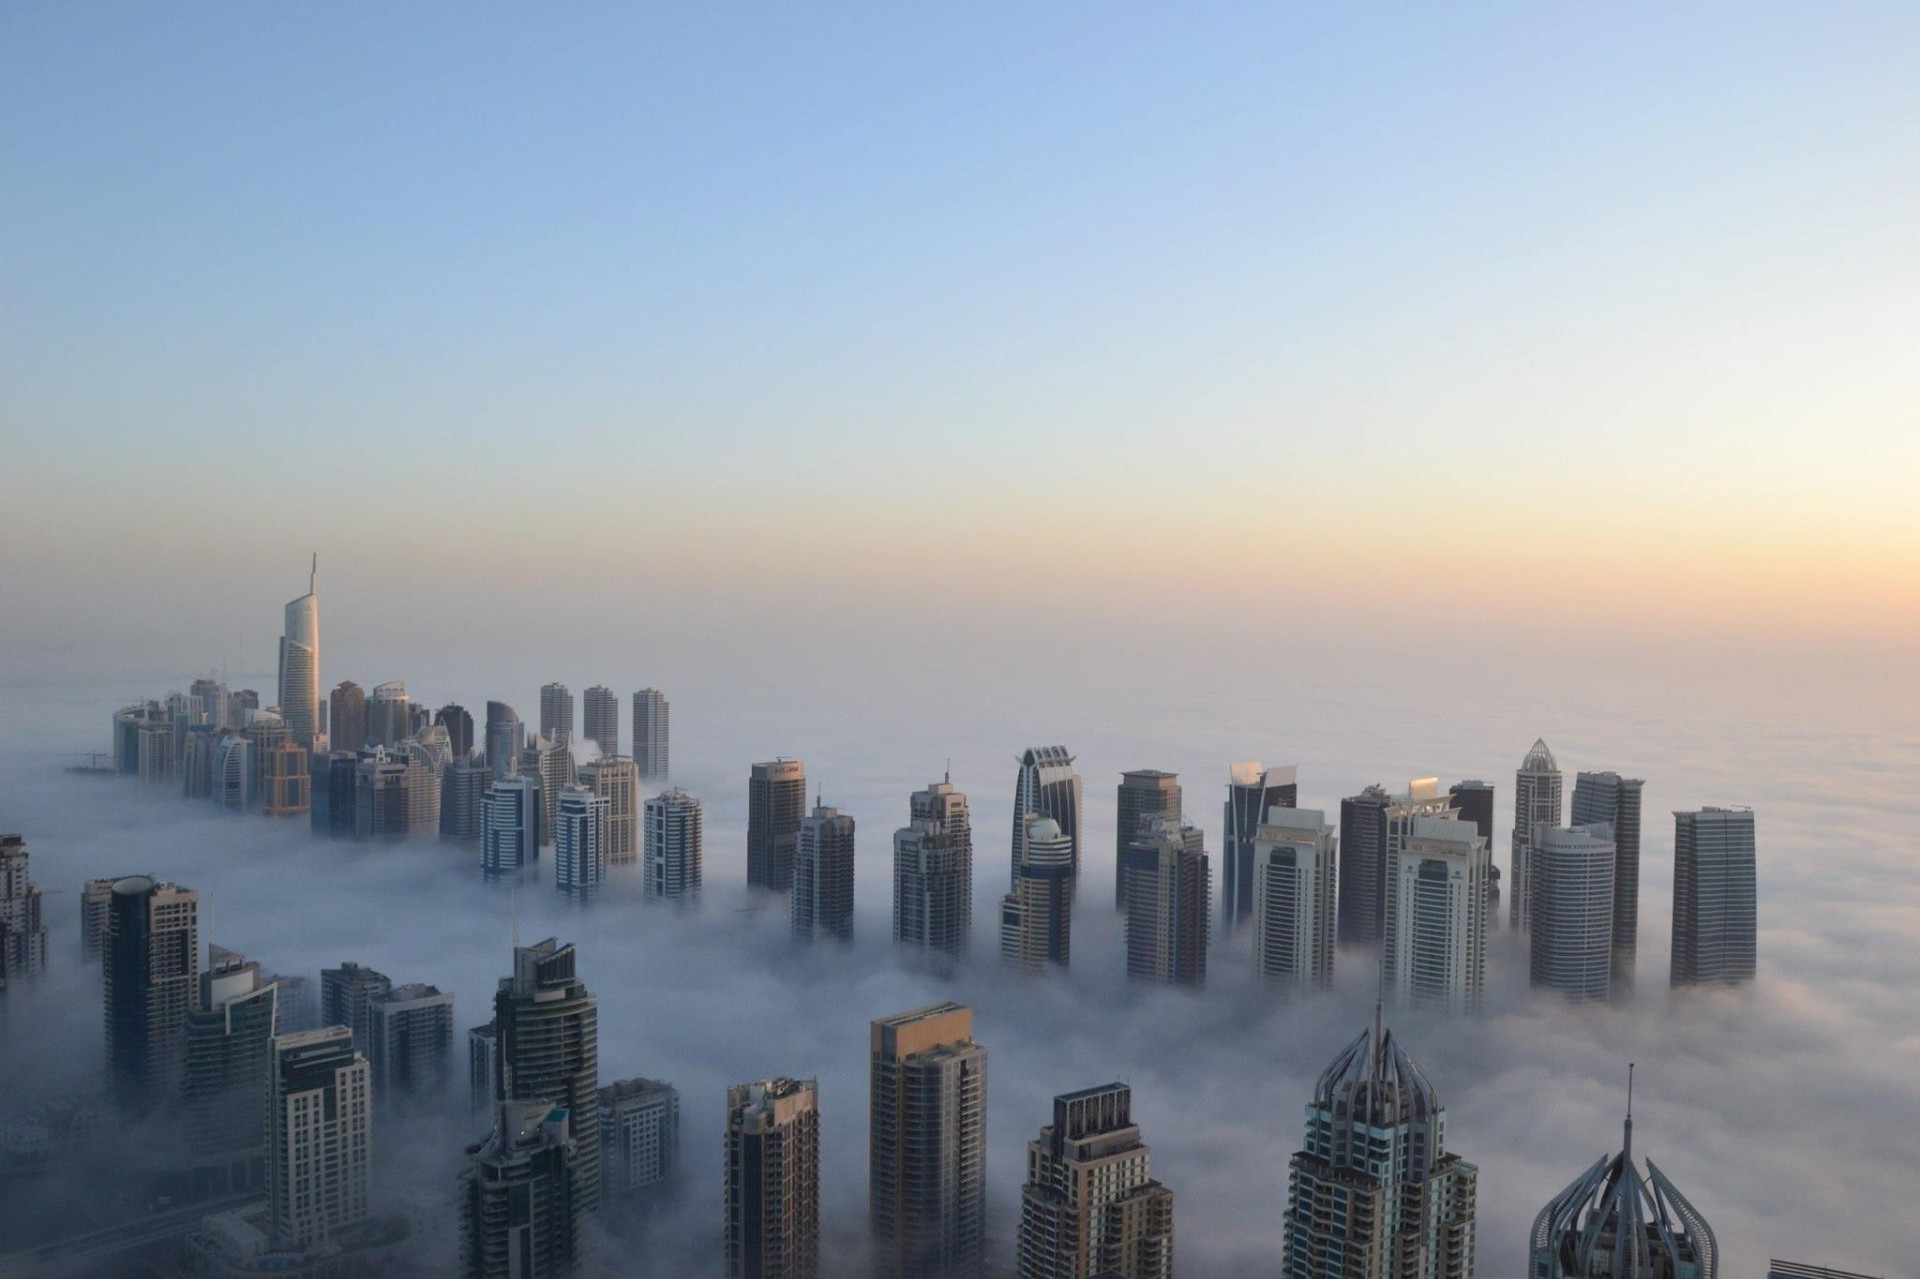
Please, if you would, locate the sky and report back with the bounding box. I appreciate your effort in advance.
[2,3,1918,679]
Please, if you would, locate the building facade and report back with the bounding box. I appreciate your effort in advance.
[1571,772,1645,994]
[582,685,618,758]
[104,875,200,1111]
[1530,824,1617,1001]
[1002,815,1075,971]
[870,1002,988,1279]
[643,787,703,901]
[1511,739,1565,933]
[1223,762,1299,936]
[1670,807,1757,988]
[1114,770,1181,912]
[893,777,974,961]
[1382,815,1489,1014]
[1251,808,1338,991]
[483,776,542,877]
[1013,746,1082,887]
[277,561,321,749]
[579,756,639,865]
[748,759,808,892]
[599,1077,679,1197]
[0,835,49,994]
[539,682,574,747]
[1120,817,1209,987]
[1015,1082,1174,1279]
[462,1100,582,1279]
[634,688,669,780]
[268,1026,372,1250]
[725,1077,820,1279]
[555,784,610,903]
[791,802,856,943]
[494,938,600,1214]
[366,983,455,1098]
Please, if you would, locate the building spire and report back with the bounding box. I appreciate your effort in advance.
[1623,1061,1635,1163]
[309,551,317,595]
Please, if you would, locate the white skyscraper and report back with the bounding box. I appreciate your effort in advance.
[1511,738,1564,933]
[1383,814,1490,1014]
[268,1026,371,1250]
[482,776,541,878]
[1251,807,1337,991]
[555,784,609,903]
[644,787,703,901]
[579,756,639,865]
[1530,823,1617,1001]
[276,557,320,749]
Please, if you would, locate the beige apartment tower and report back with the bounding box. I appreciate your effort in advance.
[725,1077,821,1279]
[1016,1082,1174,1279]
[870,1002,988,1279]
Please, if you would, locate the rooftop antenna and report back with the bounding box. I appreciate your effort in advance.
[1624,1061,1635,1162]
[944,758,951,785]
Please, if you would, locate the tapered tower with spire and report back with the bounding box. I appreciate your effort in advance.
[277,555,320,748]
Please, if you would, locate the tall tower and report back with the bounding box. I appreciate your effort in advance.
[791,801,856,943]
[643,788,704,901]
[104,875,199,1111]
[869,1002,988,1279]
[725,1078,820,1279]
[277,557,320,749]
[435,703,475,760]
[1120,817,1209,988]
[1511,739,1564,933]
[0,835,49,994]
[1251,807,1337,991]
[1337,785,1392,947]
[554,783,610,904]
[1281,1017,1478,1279]
[81,875,118,962]
[1012,747,1082,886]
[329,681,367,755]
[366,681,412,748]
[1002,815,1074,970]
[1670,807,1757,988]
[1114,770,1182,912]
[748,759,808,892]
[462,1099,582,1279]
[365,983,455,1099]
[182,947,277,1194]
[1015,1082,1174,1279]
[893,777,973,960]
[268,1026,372,1250]
[1531,1094,1717,1278]
[582,685,618,758]
[443,755,493,844]
[599,1077,680,1198]
[484,702,526,780]
[1571,772,1645,994]
[579,756,639,865]
[1530,824,1617,1001]
[1448,780,1500,917]
[319,961,391,1050]
[539,682,574,747]
[495,938,600,1214]
[1382,815,1489,1014]
[1223,762,1298,935]
[482,776,542,878]
[523,735,577,841]
[633,688,670,781]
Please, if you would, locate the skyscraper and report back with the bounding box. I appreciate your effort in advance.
[0,835,49,995]
[1337,785,1392,948]
[748,759,808,892]
[524,734,577,841]
[870,1002,988,1279]
[791,801,855,943]
[268,1026,372,1250]
[1251,807,1337,991]
[1114,770,1182,912]
[1120,816,1209,987]
[1382,815,1490,1014]
[182,946,277,1194]
[1002,815,1074,970]
[495,938,600,1214]
[1015,1082,1174,1279]
[1571,772,1645,994]
[1448,780,1499,917]
[1530,824,1617,1001]
[365,983,455,1099]
[258,737,311,818]
[1281,1015,1478,1279]
[540,681,574,747]
[1530,1099,1717,1279]
[212,731,253,810]
[104,875,199,1111]
[1223,762,1299,935]
[579,755,639,865]
[81,875,118,961]
[320,961,391,1051]
[893,777,973,960]
[485,701,526,780]
[725,1077,820,1279]
[583,685,618,758]
[1012,746,1082,886]
[462,1100,583,1279]
[1670,807,1757,988]
[313,751,358,839]
[277,557,320,749]
[353,748,410,841]
[643,787,703,901]
[634,687,669,780]
[555,783,610,903]
[366,681,412,748]
[329,681,367,754]
[1512,738,1565,933]
[444,755,493,843]
[435,703,476,760]
[599,1077,679,1198]
[483,776,542,878]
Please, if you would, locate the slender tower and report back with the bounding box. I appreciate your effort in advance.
[277,556,320,749]
[633,688,670,781]
[1511,739,1564,933]
[791,800,856,943]
[725,1078,821,1279]
[1670,807,1757,988]
[494,938,600,1214]
[748,759,808,892]
[870,1003,988,1279]
[1530,823,1617,1001]
[1383,815,1489,1014]
[893,776,974,960]
[1012,747,1082,887]
[1571,772,1645,994]
[1223,762,1298,935]
[1120,817,1209,987]
[1114,770,1181,912]
[1251,808,1337,991]
[1002,815,1075,970]
[104,876,200,1112]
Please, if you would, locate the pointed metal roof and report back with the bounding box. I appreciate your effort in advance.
[1521,737,1560,774]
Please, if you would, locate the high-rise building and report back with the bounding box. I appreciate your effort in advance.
[1671,807,1757,988]
[277,558,320,749]
[1115,771,1182,912]
[1530,1101,1716,1279]
[468,1023,498,1116]
[353,748,411,841]
[485,701,526,780]
[1383,815,1490,1014]
[267,972,319,1033]
[1282,1014,1478,1279]
[599,1077,679,1198]
[1223,762,1299,935]
[330,681,367,755]
[1120,817,1209,987]
[366,983,455,1099]
[893,777,973,960]
[0,835,49,995]
[748,759,808,892]
[1251,808,1337,991]
[104,876,199,1111]
[725,1077,820,1279]
[1013,746,1082,886]
[1016,1083,1174,1279]
[259,738,311,818]
[1338,785,1392,948]
[634,688,670,781]
[1448,780,1500,917]
[1530,824,1617,1001]
[212,731,253,810]
[82,875,119,961]
[444,755,493,843]
[540,682,574,747]
[182,946,278,1194]
[579,756,639,865]
[462,1099,583,1279]
[483,776,542,878]
[555,784,610,903]
[435,703,475,760]
[268,1026,372,1250]
[1571,772,1645,994]
[495,938,600,1214]
[1002,815,1075,970]
[320,962,391,1051]
[582,685,618,758]
[1512,738,1565,933]
[791,801,855,943]
[870,1002,988,1279]
[524,735,577,841]
[313,751,358,839]
[366,681,412,749]
[643,787,703,901]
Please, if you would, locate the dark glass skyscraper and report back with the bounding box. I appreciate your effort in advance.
[495,938,600,1214]
[1115,770,1181,912]
[791,802,855,943]
[1670,807,1757,988]
[1337,785,1392,947]
[1012,746,1082,886]
[104,875,199,1112]
[748,759,808,891]
[435,703,475,760]
[1571,772,1645,994]
[1223,762,1298,935]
